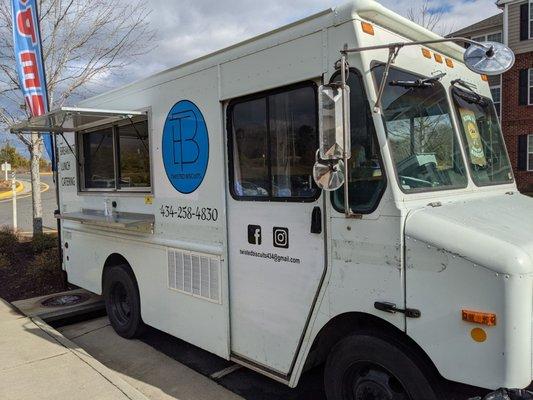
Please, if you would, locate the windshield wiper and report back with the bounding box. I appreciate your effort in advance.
[389,72,446,89]
[451,79,488,106]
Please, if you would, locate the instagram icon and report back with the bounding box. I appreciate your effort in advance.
[273,227,289,249]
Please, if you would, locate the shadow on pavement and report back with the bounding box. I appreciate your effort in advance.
[140,325,325,400]
[52,313,487,400]
[140,324,484,400]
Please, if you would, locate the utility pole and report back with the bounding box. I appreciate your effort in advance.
[11,171,17,231]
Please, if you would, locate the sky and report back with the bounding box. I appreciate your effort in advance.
[2,0,503,154]
[118,0,502,86]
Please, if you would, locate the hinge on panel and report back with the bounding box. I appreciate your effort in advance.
[374,301,421,318]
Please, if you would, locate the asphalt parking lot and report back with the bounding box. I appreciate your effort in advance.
[55,315,487,400]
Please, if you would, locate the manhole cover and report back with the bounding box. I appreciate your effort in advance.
[41,294,89,307]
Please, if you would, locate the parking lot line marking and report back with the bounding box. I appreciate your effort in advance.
[209,363,242,380]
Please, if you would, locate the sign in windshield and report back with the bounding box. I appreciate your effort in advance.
[458,108,487,167]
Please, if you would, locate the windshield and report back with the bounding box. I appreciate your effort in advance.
[373,66,468,193]
[451,88,513,186]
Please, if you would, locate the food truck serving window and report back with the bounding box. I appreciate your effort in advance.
[228,82,318,201]
[78,118,151,192]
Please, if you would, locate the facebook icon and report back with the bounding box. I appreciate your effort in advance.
[247,225,262,245]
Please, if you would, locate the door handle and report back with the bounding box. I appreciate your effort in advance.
[311,206,322,234]
[374,302,421,318]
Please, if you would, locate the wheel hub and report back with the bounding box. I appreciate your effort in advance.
[348,366,408,400]
[354,370,395,400]
[111,282,131,325]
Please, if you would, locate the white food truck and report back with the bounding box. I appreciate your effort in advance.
[11,1,532,399]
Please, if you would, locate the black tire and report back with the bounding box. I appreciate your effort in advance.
[103,264,145,339]
[324,333,439,400]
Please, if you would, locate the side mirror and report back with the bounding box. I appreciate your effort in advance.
[463,41,515,75]
[313,152,345,191]
[318,84,350,160]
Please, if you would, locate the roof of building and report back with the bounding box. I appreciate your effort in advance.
[450,12,503,37]
[496,0,523,6]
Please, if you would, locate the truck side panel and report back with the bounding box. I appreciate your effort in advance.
[58,65,231,359]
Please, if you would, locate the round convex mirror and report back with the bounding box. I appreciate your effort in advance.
[463,41,515,75]
[313,159,345,191]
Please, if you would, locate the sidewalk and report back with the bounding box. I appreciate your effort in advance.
[0,298,149,400]
[57,317,244,400]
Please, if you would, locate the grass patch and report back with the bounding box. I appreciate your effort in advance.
[31,233,58,253]
[0,228,71,302]
[0,253,10,270]
[0,226,20,258]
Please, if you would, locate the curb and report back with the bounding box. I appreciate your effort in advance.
[0,180,23,200]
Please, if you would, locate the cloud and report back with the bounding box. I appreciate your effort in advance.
[379,0,501,34]
[117,0,500,84]
[1,0,502,155]
[118,0,328,82]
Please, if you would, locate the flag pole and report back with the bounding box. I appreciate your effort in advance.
[33,0,63,269]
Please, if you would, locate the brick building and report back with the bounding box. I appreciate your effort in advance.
[451,1,533,192]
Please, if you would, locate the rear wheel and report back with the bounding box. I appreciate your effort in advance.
[103,265,145,339]
[324,334,439,400]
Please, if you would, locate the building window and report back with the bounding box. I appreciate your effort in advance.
[529,68,533,105]
[471,31,503,43]
[528,134,533,171]
[79,118,150,191]
[228,82,318,201]
[490,85,501,119]
[530,0,533,39]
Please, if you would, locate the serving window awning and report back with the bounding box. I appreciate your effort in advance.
[10,107,146,134]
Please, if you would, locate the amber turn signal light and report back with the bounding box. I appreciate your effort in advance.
[361,22,374,35]
[462,310,496,326]
[481,74,489,81]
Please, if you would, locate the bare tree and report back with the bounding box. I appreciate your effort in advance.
[405,0,454,35]
[0,0,155,234]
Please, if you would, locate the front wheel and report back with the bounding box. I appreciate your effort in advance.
[324,334,439,400]
[103,265,145,339]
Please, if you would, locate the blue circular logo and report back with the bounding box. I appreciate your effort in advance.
[162,100,209,194]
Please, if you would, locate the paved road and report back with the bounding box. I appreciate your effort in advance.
[55,316,485,400]
[0,173,57,234]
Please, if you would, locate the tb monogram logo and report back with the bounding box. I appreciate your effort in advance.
[169,110,200,169]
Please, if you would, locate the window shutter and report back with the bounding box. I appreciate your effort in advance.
[520,3,529,41]
[519,69,528,105]
[518,135,528,171]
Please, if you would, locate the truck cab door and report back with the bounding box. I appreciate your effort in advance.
[326,68,405,336]
[226,82,326,375]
